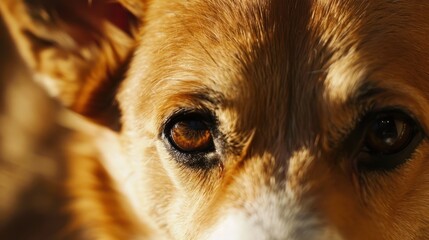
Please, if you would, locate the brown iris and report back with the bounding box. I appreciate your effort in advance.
[170,120,213,152]
[364,113,414,154]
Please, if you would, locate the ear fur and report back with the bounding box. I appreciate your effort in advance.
[0,0,143,129]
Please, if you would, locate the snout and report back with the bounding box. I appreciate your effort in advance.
[205,193,343,240]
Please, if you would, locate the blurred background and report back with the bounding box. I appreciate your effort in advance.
[0,15,78,239]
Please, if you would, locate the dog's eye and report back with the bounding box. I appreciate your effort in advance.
[170,119,213,152]
[163,112,220,169]
[365,113,413,154]
[358,110,423,171]
[165,112,215,153]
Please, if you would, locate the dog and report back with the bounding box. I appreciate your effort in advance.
[1,0,429,239]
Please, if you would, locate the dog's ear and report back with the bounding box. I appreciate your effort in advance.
[0,0,145,129]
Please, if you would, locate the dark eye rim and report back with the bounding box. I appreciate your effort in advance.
[162,109,220,169]
[356,108,425,171]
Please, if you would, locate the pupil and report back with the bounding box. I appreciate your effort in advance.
[373,117,398,145]
[187,120,207,131]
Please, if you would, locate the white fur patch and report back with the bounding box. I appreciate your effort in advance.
[207,212,266,240]
[205,192,343,240]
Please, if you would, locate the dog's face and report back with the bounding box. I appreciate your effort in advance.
[2,0,429,239]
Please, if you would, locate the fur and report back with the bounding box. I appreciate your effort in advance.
[1,0,429,239]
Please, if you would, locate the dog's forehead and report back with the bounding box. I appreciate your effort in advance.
[123,0,429,146]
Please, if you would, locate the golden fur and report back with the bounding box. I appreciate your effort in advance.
[1,0,429,239]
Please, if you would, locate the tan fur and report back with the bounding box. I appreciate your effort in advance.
[1,0,429,239]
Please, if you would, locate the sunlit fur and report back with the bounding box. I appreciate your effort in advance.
[1,0,429,239]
